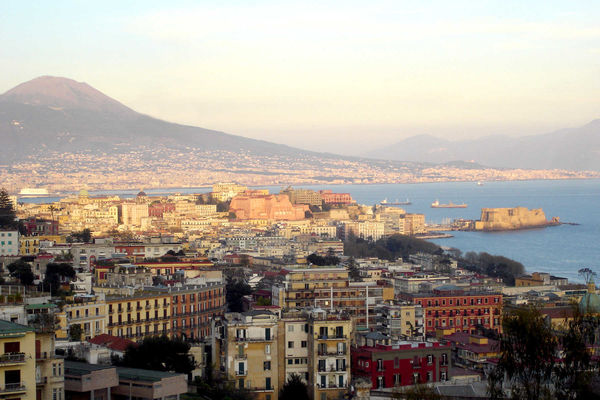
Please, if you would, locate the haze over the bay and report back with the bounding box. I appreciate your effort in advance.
[2,0,599,155]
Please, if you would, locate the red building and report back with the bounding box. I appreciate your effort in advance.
[403,285,502,335]
[151,284,226,339]
[352,340,451,389]
[318,190,355,205]
[148,203,176,218]
[23,218,59,235]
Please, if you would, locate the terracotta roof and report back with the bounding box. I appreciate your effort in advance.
[88,334,137,352]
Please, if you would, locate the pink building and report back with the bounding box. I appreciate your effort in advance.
[229,193,308,220]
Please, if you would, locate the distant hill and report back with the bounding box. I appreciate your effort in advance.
[366,120,600,171]
[0,76,332,163]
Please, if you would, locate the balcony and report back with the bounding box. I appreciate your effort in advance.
[251,386,274,392]
[234,354,247,360]
[36,351,50,361]
[317,335,347,341]
[0,382,26,393]
[146,305,152,310]
[36,376,48,385]
[0,353,26,364]
[235,370,247,376]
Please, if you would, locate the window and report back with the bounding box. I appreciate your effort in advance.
[288,341,294,349]
[288,325,294,332]
[301,340,307,348]
[264,361,271,370]
[265,328,271,340]
[266,377,271,390]
[377,359,383,371]
[265,344,271,354]
[427,355,433,365]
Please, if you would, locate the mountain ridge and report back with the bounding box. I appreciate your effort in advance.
[366,119,600,171]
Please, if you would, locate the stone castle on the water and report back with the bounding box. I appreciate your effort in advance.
[473,207,560,231]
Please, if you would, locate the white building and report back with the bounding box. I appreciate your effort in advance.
[0,230,19,256]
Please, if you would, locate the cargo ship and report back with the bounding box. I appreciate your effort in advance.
[380,198,412,205]
[431,200,467,208]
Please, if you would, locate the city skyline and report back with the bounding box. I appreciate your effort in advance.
[2,1,599,155]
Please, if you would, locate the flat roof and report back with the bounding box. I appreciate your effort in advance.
[117,366,184,382]
[65,361,115,376]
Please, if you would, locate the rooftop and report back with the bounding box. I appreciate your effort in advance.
[0,319,34,334]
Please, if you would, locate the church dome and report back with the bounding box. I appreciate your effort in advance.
[579,292,600,314]
[78,189,89,198]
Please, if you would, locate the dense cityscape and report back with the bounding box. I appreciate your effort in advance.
[0,183,597,399]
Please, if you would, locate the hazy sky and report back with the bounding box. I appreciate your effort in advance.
[1,0,599,154]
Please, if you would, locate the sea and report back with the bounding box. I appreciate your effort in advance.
[21,179,600,283]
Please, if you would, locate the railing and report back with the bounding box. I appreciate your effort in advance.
[0,353,26,364]
[318,351,346,357]
[235,370,247,376]
[36,376,48,385]
[0,382,26,393]
[234,337,272,342]
[234,354,247,360]
[317,335,347,340]
[250,386,274,391]
[36,351,49,361]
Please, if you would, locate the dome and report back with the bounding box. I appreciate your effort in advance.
[137,189,147,197]
[579,292,600,314]
[78,189,89,198]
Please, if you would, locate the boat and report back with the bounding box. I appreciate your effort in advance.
[431,200,467,208]
[477,181,484,186]
[380,198,412,205]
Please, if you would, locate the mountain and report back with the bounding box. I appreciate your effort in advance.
[366,120,600,171]
[0,76,328,163]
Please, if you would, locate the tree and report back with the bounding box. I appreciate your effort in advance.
[393,384,441,399]
[347,257,362,281]
[489,307,557,400]
[579,267,596,285]
[256,296,271,306]
[7,259,34,286]
[0,188,17,228]
[43,262,76,295]
[226,279,252,312]
[67,228,92,243]
[121,336,195,374]
[69,324,82,341]
[279,373,310,400]
[552,307,600,399]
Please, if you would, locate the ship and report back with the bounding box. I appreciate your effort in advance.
[431,200,467,208]
[380,198,412,205]
[18,188,50,197]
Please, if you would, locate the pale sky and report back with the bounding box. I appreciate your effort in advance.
[1,0,599,155]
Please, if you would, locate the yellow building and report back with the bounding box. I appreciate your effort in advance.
[56,296,107,341]
[308,311,352,400]
[0,320,37,400]
[34,331,64,400]
[274,267,394,329]
[222,311,280,400]
[19,235,65,256]
[105,293,172,340]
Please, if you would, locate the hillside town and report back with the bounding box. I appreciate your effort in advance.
[0,183,597,400]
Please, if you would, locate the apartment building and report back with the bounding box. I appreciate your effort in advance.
[0,320,36,399]
[220,310,280,400]
[34,331,64,400]
[105,293,172,340]
[56,296,107,341]
[0,231,19,257]
[374,303,424,340]
[403,285,503,335]
[148,283,226,340]
[352,339,451,389]
[217,309,353,400]
[273,267,393,329]
[307,310,352,400]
